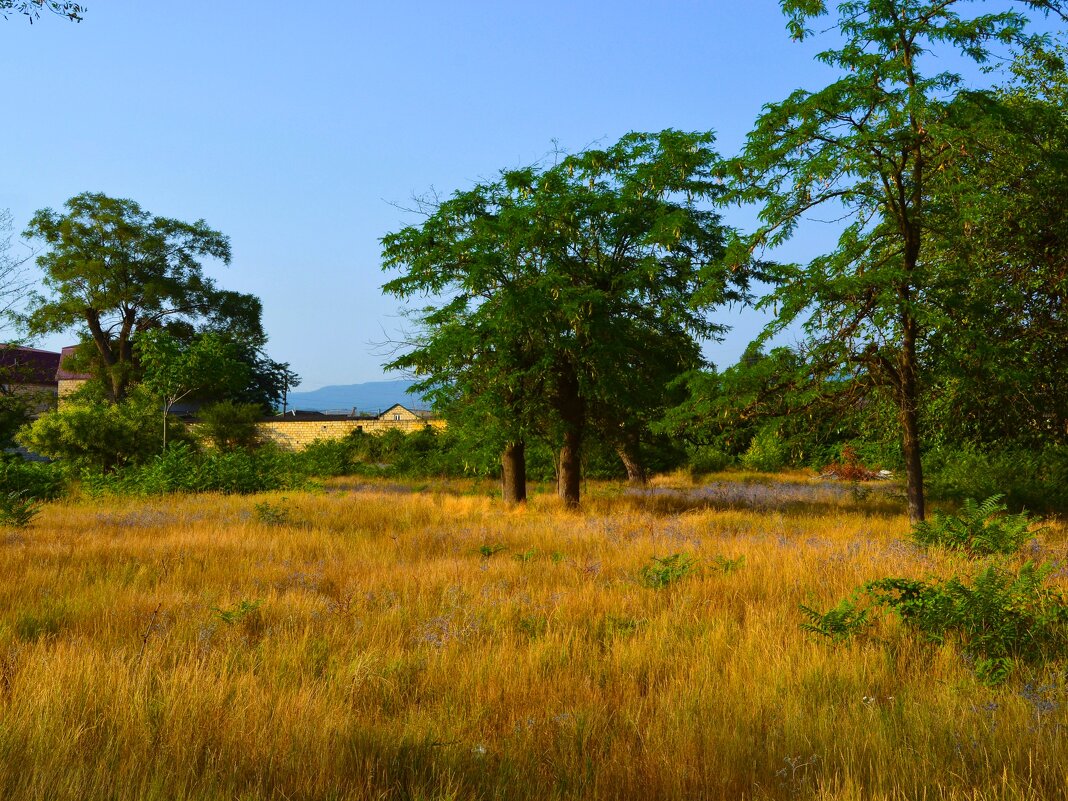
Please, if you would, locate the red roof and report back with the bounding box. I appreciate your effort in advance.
[0,345,61,385]
[56,345,93,381]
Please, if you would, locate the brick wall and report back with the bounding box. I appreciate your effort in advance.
[255,418,446,451]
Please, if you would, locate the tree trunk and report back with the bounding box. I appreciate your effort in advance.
[501,441,527,505]
[554,365,584,509]
[558,431,581,509]
[616,431,646,485]
[899,296,925,523]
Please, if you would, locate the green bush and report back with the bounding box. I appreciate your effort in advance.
[0,490,40,528]
[197,401,263,451]
[740,428,786,473]
[911,495,1038,557]
[0,459,65,500]
[688,447,730,476]
[924,444,1068,514]
[803,560,1068,684]
[639,553,696,589]
[16,390,190,471]
[300,437,358,477]
[83,442,307,496]
[867,563,1068,685]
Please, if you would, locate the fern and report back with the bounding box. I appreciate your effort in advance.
[911,494,1038,556]
[799,598,870,642]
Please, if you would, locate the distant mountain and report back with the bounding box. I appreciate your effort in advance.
[284,380,427,414]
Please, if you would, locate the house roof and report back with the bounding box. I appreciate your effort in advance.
[56,345,93,381]
[0,345,61,385]
[378,403,436,420]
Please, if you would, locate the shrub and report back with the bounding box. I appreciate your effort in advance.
[639,553,696,589]
[0,490,40,528]
[800,598,871,643]
[300,437,357,477]
[16,390,189,471]
[740,428,786,473]
[83,442,308,496]
[689,447,730,476]
[0,459,65,500]
[867,563,1068,684]
[197,401,263,451]
[924,444,1068,514]
[911,495,1038,557]
[253,498,293,526]
[803,560,1068,684]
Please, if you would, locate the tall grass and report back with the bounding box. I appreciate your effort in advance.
[0,475,1064,800]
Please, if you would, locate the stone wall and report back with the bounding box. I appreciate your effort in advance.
[255,417,446,451]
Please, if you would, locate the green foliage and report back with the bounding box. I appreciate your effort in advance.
[800,599,871,643]
[16,389,189,472]
[253,498,293,527]
[740,428,786,473]
[22,192,249,400]
[0,458,64,500]
[639,553,696,589]
[478,544,507,559]
[805,558,1068,684]
[137,330,251,439]
[81,442,307,496]
[924,444,1068,514]
[911,495,1038,557]
[382,130,752,506]
[0,388,39,451]
[0,490,39,528]
[734,0,1068,520]
[213,599,263,626]
[688,447,730,476]
[197,400,263,452]
[867,563,1068,685]
[710,554,746,574]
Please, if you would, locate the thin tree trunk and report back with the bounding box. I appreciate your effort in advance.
[899,316,925,523]
[501,441,527,505]
[616,432,647,486]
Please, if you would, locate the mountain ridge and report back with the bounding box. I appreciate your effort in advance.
[284,379,426,413]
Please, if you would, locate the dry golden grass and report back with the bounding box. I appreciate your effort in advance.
[0,474,1066,800]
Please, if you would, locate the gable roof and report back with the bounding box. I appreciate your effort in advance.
[378,403,436,420]
[0,345,61,385]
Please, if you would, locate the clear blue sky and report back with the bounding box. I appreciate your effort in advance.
[0,2,1049,389]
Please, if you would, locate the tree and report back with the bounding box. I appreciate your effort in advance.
[732,0,1067,521]
[921,46,1068,448]
[136,329,250,449]
[383,130,750,507]
[0,1,84,22]
[23,192,255,401]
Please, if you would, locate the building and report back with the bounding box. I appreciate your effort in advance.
[56,345,92,399]
[0,345,61,414]
[377,403,436,423]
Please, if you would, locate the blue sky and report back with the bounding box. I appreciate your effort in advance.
[0,2,1046,389]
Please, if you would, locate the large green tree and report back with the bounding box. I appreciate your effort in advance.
[922,46,1068,448]
[23,192,261,401]
[383,130,749,507]
[733,0,1066,521]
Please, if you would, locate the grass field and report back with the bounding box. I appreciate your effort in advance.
[1,473,1066,800]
